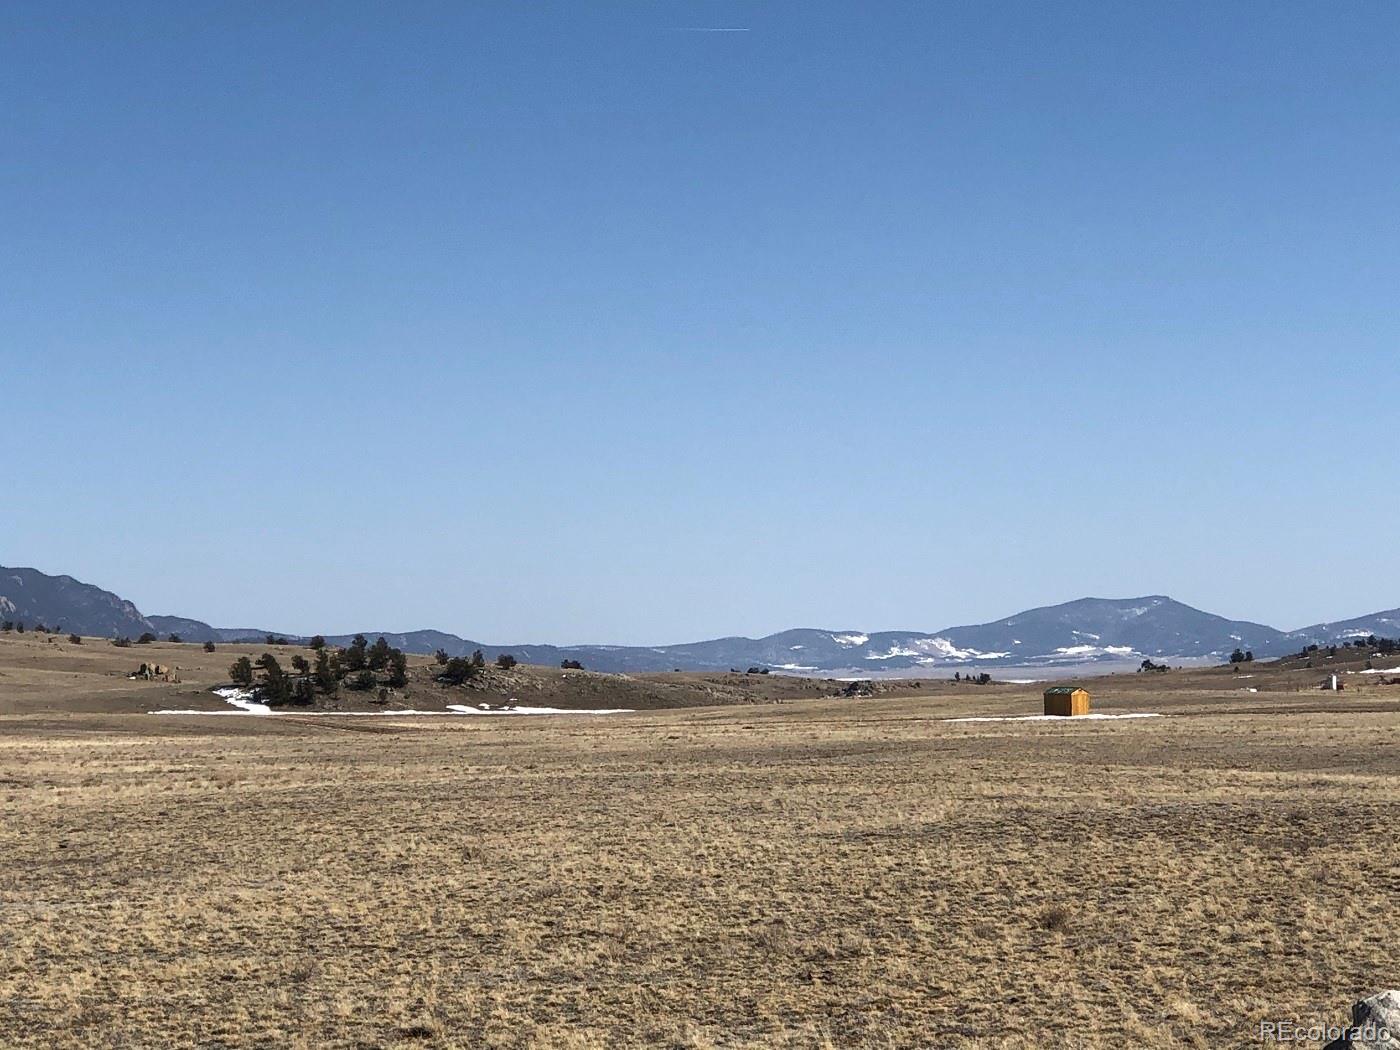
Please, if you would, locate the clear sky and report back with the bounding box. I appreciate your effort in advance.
[4,2,1398,643]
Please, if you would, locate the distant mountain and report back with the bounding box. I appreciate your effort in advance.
[6,563,1398,675]
[289,599,1290,672]
[1287,609,1400,647]
[145,616,282,644]
[0,566,153,637]
[936,596,1287,664]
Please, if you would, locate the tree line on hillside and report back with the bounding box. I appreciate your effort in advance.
[225,633,537,705]
[1297,636,1400,658]
[229,634,411,705]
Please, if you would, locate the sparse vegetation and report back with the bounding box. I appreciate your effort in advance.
[3,673,1398,1050]
[67,634,82,645]
[495,653,517,670]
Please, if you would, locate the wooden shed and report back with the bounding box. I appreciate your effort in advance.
[1044,686,1090,717]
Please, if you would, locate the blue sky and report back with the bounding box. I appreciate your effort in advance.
[3,2,1398,642]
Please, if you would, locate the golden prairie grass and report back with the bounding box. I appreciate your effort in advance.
[1,685,1399,1048]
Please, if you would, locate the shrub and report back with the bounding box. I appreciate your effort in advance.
[112,636,132,648]
[561,659,584,670]
[167,634,182,643]
[439,657,478,685]
[495,653,517,670]
[229,656,254,685]
[1037,903,1073,932]
[203,640,217,653]
[345,669,376,692]
[137,632,157,645]
[434,649,450,666]
[470,649,485,668]
[308,635,326,650]
[68,634,82,645]
[291,654,310,675]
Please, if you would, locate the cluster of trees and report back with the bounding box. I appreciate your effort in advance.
[953,671,993,685]
[560,659,585,670]
[1297,636,1400,659]
[430,649,521,685]
[1,621,61,634]
[1229,648,1255,664]
[230,634,410,705]
[1138,659,1169,673]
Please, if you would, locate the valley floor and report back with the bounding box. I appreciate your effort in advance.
[3,682,1400,1048]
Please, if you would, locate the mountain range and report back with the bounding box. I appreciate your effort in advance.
[3,564,1397,675]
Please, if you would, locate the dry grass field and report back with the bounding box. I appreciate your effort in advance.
[3,636,1400,1047]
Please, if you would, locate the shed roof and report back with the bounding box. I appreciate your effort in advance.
[1043,686,1088,695]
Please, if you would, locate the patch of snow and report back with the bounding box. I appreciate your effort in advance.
[1070,631,1101,641]
[212,687,272,715]
[866,637,1008,662]
[151,708,449,717]
[445,704,631,716]
[789,645,805,650]
[771,663,817,671]
[153,703,634,717]
[945,713,1162,724]
[1247,688,1258,693]
[1051,644,1136,658]
[832,633,869,647]
[868,646,918,660]
[1358,666,1400,675]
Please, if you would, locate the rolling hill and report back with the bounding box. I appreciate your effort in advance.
[4,563,1397,674]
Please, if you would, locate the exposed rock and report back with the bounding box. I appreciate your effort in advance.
[1324,990,1400,1049]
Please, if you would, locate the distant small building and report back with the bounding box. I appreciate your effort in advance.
[1044,686,1091,717]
